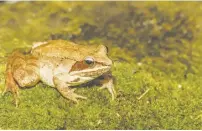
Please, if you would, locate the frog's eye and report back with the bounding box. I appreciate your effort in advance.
[84,57,95,67]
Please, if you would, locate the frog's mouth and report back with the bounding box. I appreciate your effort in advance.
[69,66,111,78]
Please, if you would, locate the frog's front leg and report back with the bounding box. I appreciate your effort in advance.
[98,72,116,100]
[4,51,40,106]
[53,74,87,103]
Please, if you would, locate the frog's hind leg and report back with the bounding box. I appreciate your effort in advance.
[3,51,23,106]
[4,51,40,106]
[3,66,19,106]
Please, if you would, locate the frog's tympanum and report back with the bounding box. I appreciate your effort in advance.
[4,40,116,106]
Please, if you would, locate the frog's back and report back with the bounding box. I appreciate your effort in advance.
[31,40,97,61]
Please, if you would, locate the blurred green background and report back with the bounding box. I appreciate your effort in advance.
[0,1,202,129]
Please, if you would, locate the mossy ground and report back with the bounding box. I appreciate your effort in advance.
[0,2,202,130]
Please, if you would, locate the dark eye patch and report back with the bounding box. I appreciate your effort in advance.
[70,61,89,72]
[70,57,95,72]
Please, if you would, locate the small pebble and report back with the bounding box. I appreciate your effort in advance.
[178,84,182,89]
[137,62,142,66]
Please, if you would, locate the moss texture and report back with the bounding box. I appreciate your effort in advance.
[0,1,202,129]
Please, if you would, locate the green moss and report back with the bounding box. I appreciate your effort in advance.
[0,62,201,129]
[0,1,202,130]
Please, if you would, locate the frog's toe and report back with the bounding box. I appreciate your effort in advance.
[74,93,87,100]
[109,86,116,101]
[70,94,87,104]
[58,88,87,103]
[67,93,87,104]
[14,95,20,107]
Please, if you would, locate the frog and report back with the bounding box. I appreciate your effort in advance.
[3,40,116,106]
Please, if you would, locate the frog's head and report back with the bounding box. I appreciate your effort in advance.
[69,45,112,79]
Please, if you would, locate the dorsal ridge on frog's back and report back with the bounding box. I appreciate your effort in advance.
[32,40,77,52]
[31,40,79,59]
[31,40,103,61]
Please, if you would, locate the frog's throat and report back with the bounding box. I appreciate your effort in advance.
[69,66,111,77]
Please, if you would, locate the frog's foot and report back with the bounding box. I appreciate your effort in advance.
[58,87,87,104]
[98,79,116,100]
[3,70,20,107]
